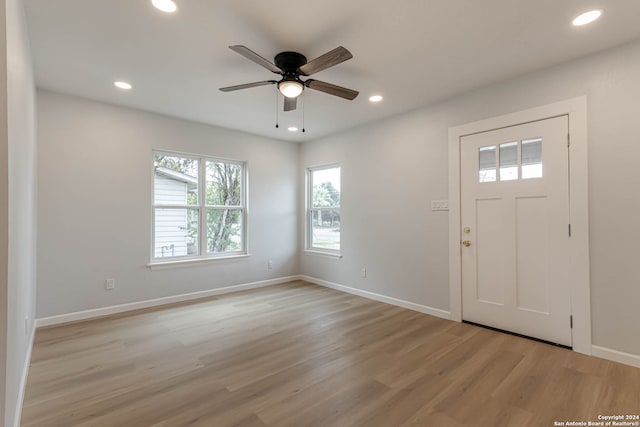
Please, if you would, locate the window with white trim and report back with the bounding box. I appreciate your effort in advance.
[152,151,246,261]
[307,164,341,254]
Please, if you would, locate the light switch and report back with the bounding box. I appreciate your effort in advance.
[431,200,449,211]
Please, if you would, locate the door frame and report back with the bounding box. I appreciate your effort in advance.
[447,97,591,354]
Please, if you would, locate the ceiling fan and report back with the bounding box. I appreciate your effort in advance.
[219,45,359,111]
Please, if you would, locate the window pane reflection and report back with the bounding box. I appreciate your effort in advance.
[522,138,543,179]
[479,145,497,183]
[499,142,518,181]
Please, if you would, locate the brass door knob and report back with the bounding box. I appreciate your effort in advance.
[462,240,471,247]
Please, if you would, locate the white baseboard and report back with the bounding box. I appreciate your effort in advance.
[13,321,36,427]
[592,345,640,369]
[299,275,451,320]
[35,276,300,328]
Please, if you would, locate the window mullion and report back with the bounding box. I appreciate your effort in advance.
[206,205,242,209]
[152,204,192,209]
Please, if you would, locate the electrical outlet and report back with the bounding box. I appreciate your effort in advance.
[268,260,273,270]
[360,267,367,278]
[24,317,29,335]
[105,278,115,290]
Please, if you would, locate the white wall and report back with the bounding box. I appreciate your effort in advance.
[300,38,640,357]
[36,90,299,318]
[0,2,8,422]
[2,0,38,425]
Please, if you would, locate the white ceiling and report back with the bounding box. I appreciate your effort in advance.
[24,0,640,142]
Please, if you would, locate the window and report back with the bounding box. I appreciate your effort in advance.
[307,164,341,254]
[152,151,246,262]
[478,137,543,183]
[499,141,518,181]
[479,145,497,183]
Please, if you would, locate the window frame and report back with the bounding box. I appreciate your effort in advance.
[306,163,341,256]
[151,150,248,265]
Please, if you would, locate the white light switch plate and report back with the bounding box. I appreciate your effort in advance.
[431,200,449,211]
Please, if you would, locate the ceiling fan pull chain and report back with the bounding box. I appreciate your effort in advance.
[302,94,306,133]
[275,88,279,128]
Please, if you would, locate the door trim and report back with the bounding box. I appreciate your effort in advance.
[448,97,591,354]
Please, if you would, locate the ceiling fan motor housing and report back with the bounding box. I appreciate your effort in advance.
[274,52,307,76]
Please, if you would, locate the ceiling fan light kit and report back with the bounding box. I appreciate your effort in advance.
[220,45,359,118]
[278,79,303,98]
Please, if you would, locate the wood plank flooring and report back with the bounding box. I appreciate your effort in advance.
[22,281,640,427]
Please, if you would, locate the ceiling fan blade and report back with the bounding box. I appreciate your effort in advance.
[219,80,277,92]
[229,45,282,74]
[284,96,297,112]
[305,79,359,100]
[298,46,353,76]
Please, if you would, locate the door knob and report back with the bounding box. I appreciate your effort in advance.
[462,240,471,247]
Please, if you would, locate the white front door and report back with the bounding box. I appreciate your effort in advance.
[460,115,572,346]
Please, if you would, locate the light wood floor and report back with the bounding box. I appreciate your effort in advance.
[22,281,640,427]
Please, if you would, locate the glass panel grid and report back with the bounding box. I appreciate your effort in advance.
[153,154,199,206]
[478,138,543,183]
[499,141,519,181]
[311,167,341,208]
[152,152,246,261]
[479,145,497,183]
[311,209,340,251]
[206,208,243,254]
[153,207,199,258]
[206,161,242,206]
[522,137,543,179]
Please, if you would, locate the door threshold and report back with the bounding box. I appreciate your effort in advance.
[462,320,572,350]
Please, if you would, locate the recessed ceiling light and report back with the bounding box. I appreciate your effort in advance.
[369,95,383,103]
[151,0,177,13]
[113,81,132,90]
[572,9,602,26]
[287,126,298,132]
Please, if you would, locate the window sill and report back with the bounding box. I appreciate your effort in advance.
[147,254,251,270]
[303,249,343,259]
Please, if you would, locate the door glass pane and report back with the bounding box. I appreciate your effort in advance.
[206,162,242,206]
[499,142,518,181]
[311,210,340,250]
[478,145,497,183]
[311,167,340,208]
[153,155,199,205]
[207,208,242,253]
[522,138,543,179]
[154,208,199,258]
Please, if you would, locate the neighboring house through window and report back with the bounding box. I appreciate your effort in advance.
[152,151,246,262]
[307,164,341,254]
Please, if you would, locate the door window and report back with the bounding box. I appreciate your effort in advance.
[478,138,543,182]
